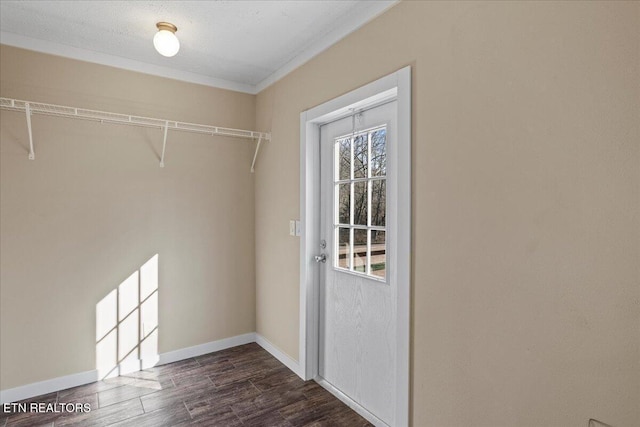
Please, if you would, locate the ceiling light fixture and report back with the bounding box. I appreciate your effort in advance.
[153,22,180,57]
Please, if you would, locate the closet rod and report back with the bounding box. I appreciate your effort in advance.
[0,97,270,169]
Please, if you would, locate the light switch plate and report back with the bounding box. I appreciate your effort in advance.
[295,220,301,236]
[289,220,296,236]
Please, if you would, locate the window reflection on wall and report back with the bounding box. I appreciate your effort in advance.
[96,254,159,379]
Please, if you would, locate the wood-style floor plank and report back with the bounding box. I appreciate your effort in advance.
[108,402,191,427]
[97,376,174,408]
[1,343,372,426]
[139,377,217,414]
[181,405,243,426]
[3,393,61,427]
[54,397,144,427]
[184,381,260,414]
[170,360,235,388]
[238,411,293,427]
[58,377,136,403]
[229,383,307,424]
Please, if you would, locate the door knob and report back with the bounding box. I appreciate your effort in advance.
[314,254,327,263]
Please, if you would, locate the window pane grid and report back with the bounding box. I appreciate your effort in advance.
[335,224,385,230]
[335,177,372,185]
[366,229,372,276]
[334,125,385,145]
[333,125,387,282]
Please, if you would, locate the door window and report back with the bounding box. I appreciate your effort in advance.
[333,126,387,280]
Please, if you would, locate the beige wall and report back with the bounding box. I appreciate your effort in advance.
[1,1,639,425]
[0,46,256,389]
[255,1,639,426]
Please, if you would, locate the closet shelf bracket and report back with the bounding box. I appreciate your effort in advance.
[251,135,263,173]
[160,121,169,168]
[25,102,35,160]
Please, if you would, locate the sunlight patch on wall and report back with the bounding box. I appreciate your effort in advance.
[96,254,159,380]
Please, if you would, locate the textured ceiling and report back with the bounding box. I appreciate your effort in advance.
[0,0,396,93]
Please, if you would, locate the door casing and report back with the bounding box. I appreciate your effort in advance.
[299,67,411,427]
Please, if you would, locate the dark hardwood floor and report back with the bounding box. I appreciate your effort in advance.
[1,343,372,427]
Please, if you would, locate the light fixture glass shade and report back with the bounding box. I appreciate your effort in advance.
[153,24,180,57]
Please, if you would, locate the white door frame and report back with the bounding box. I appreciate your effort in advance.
[299,66,411,427]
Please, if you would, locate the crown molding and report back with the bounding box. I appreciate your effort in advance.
[0,31,256,94]
[254,0,398,93]
[0,1,399,96]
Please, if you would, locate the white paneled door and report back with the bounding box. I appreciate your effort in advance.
[318,101,397,426]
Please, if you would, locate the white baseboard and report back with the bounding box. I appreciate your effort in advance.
[157,333,256,366]
[0,332,302,404]
[255,333,301,378]
[97,355,161,380]
[0,332,256,404]
[0,369,98,405]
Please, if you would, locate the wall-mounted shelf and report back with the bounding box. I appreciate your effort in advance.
[0,97,270,171]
